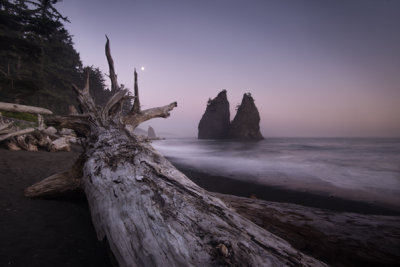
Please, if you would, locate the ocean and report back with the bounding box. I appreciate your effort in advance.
[153,138,400,208]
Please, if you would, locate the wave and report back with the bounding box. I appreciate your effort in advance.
[153,138,400,207]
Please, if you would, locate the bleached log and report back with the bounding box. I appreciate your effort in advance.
[25,157,83,198]
[0,115,36,149]
[0,128,16,135]
[215,193,400,267]
[49,137,70,152]
[0,102,53,115]
[31,130,53,149]
[39,126,60,140]
[0,121,13,132]
[25,135,38,151]
[14,135,38,151]
[66,136,82,145]
[3,129,67,152]
[6,140,21,151]
[25,37,326,266]
[59,128,75,136]
[46,115,90,136]
[37,114,44,130]
[15,135,28,150]
[45,126,57,135]
[0,127,35,142]
[0,109,61,151]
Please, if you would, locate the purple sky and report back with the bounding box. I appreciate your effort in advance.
[58,0,400,137]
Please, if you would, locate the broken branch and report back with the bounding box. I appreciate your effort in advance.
[123,101,177,129]
[105,35,119,93]
[131,68,140,114]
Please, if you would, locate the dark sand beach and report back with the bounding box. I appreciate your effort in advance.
[0,146,111,267]
[1,146,399,266]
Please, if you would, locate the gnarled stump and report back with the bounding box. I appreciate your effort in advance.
[25,37,326,267]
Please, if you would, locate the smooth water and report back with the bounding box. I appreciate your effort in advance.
[153,138,400,206]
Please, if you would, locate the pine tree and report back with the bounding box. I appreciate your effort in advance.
[0,0,112,114]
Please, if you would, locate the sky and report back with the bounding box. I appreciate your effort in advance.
[58,0,400,137]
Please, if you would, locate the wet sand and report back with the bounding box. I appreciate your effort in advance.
[174,163,400,216]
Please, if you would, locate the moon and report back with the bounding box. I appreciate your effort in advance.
[141,66,145,71]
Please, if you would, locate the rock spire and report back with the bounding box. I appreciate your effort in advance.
[198,90,230,139]
[198,91,263,140]
[228,93,263,140]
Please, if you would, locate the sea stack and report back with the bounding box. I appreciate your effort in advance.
[198,90,230,139]
[147,126,156,139]
[228,93,263,140]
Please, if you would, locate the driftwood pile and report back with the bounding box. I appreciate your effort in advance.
[0,103,79,152]
[24,37,327,266]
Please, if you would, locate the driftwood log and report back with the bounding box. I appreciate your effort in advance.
[215,193,400,267]
[0,111,31,141]
[25,37,326,266]
[0,121,69,152]
[0,103,63,151]
[0,102,53,115]
[0,105,75,151]
[0,127,35,142]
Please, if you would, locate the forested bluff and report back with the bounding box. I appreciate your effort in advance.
[0,0,116,115]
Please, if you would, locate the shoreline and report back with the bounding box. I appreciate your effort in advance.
[1,146,398,266]
[173,162,400,216]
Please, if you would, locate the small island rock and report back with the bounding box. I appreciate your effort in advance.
[147,126,156,139]
[228,93,263,140]
[198,90,230,139]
